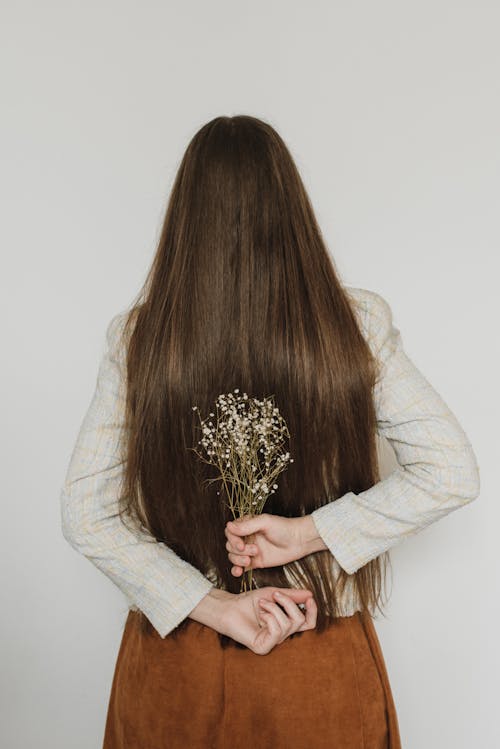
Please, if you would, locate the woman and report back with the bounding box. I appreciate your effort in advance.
[60,115,480,748]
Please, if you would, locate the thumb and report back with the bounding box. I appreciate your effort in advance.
[228,514,268,536]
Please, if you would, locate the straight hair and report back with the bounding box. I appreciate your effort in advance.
[115,115,389,647]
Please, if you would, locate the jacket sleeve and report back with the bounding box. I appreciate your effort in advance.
[59,312,215,638]
[310,290,481,574]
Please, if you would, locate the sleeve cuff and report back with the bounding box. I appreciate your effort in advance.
[310,494,363,575]
[136,575,216,639]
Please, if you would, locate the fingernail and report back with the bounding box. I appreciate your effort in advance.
[274,591,283,598]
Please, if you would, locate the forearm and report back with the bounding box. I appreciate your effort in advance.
[297,515,328,556]
[187,587,234,632]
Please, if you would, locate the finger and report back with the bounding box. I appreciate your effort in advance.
[226,514,268,538]
[258,599,292,640]
[224,527,246,551]
[225,538,259,556]
[274,587,314,604]
[231,565,244,577]
[269,591,306,630]
[228,552,253,567]
[297,595,318,631]
[258,609,281,642]
[225,530,258,555]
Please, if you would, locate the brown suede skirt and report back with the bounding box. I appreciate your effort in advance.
[102,608,402,749]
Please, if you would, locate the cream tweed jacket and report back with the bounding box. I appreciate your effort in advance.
[59,286,481,638]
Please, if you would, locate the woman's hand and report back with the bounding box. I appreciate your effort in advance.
[219,586,318,654]
[224,513,324,577]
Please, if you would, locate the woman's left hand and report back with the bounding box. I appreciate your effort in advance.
[224,513,321,577]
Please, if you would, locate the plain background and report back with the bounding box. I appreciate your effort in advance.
[1,2,498,747]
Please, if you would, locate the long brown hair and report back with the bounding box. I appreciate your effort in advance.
[116,115,390,646]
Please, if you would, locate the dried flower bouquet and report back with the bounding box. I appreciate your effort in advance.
[190,389,293,592]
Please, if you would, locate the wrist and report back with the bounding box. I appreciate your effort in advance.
[298,514,328,555]
[187,587,234,633]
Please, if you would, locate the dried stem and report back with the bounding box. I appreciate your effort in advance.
[190,390,293,592]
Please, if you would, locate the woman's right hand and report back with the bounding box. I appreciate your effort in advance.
[224,513,322,576]
[218,586,317,655]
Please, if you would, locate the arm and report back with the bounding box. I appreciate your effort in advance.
[60,312,216,638]
[309,290,481,574]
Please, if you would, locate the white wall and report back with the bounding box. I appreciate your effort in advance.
[1,1,497,746]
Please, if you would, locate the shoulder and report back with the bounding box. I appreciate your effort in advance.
[106,305,142,342]
[344,285,394,341]
[104,307,140,369]
[105,310,129,345]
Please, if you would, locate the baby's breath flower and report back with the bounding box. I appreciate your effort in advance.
[189,390,293,593]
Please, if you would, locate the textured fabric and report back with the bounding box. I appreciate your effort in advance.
[59,285,480,638]
[310,288,481,573]
[102,608,402,749]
